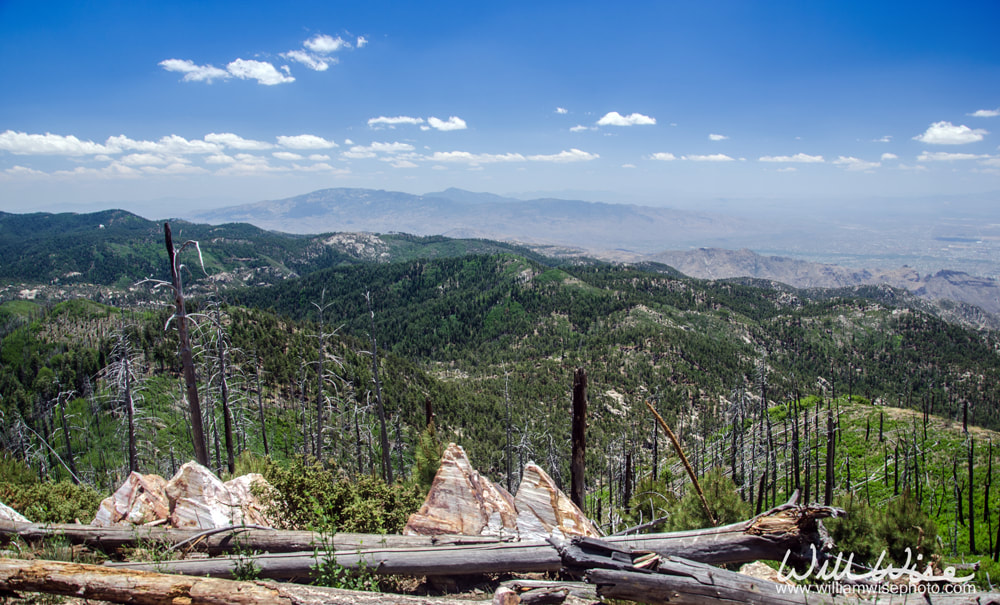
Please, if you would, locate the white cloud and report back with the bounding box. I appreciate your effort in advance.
[342,141,414,159]
[708,133,728,141]
[758,153,825,163]
[917,151,987,161]
[0,130,115,155]
[622,163,636,168]
[969,108,1000,118]
[304,34,350,54]
[226,59,294,85]
[283,49,335,72]
[684,154,734,162]
[429,151,526,164]
[834,156,880,171]
[308,154,330,161]
[556,107,568,114]
[881,153,899,161]
[527,148,598,163]
[650,152,676,161]
[569,125,592,132]
[428,116,468,131]
[204,132,272,150]
[206,154,236,165]
[369,141,415,153]
[384,159,418,168]
[356,36,368,48]
[119,153,171,166]
[913,121,987,145]
[139,162,207,175]
[368,116,425,129]
[277,134,338,149]
[874,135,893,143]
[3,165,46,177]
[776,167,797,172]
[159,59,230,83]
[597,111,656,126]
[978,157,1000,167]
[106,134,221,155]
[273,151,304,161]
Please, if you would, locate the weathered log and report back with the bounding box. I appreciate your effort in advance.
[0,557,489,605]
[563,537,1000,605]
[0,520,504,555]
[107,539,565,580]
[104,495,839,579]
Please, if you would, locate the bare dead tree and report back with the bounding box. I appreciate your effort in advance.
[148,222,209,467]
[571,367,587,512]
[99,321,144,473]
[364,291,392,483]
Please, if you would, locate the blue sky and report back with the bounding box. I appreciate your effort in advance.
[1,0,999,214]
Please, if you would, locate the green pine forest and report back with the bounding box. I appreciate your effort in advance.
[2,210,1000,583]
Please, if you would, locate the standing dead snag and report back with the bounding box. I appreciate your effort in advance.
[644,399,716,526]
[571,367,587,513]
[164,222,209,468]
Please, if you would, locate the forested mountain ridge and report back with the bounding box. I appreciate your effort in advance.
[3,223,1000,582]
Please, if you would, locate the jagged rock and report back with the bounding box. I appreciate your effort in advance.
[403,443,519,537]
[92,472,169,527]
[0,500,29,524]
[514,463,600,540]
[166,462,271,529]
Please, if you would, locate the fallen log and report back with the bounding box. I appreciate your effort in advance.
[0,520,504,555]
[104,494,840,580]
[0,557,491,605]
[560,537,1000,605]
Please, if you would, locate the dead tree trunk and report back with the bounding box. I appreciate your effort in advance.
[570,367,587,513]
[165,222,209,468]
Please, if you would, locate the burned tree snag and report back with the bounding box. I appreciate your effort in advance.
[571,367,587,513]
[164,222,209,468]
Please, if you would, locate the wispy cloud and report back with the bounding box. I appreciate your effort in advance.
[368,116,425,129]
[969,108,1000,118]
[708,133,728,141]
[527,148,598,162]
[204,133,273,150]
[556,107,568,114]
[833,156,880,171]
[276,134,338,149]
[913,121,987,145]
[917,151,988,161]
[597,111,656,126]
[160,58,293,85]
[758,153,825,163]
[881,153,898,161]
[649,152,676,161]
[158,59,230,83]
[570,125,592,132]
[684,153,734,162]
[427,116,468,131]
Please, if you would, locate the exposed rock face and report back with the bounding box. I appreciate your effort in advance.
[89,462,272,529]
[0,500,29,523]
[403,443,518,537]
[514,463,600,540]
[166,462,270,529]
[404,444,600,540]
[92,472,169,527]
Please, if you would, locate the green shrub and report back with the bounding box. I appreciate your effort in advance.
[666,468,750,531]
[0,479,102,524]
[826,493,887,567]
[878,489,936,566]
[260,457,425,533]
[0,452,38,487]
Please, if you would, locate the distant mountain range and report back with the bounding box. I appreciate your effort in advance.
[192,187,747,255]
[191,187,1000,321]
